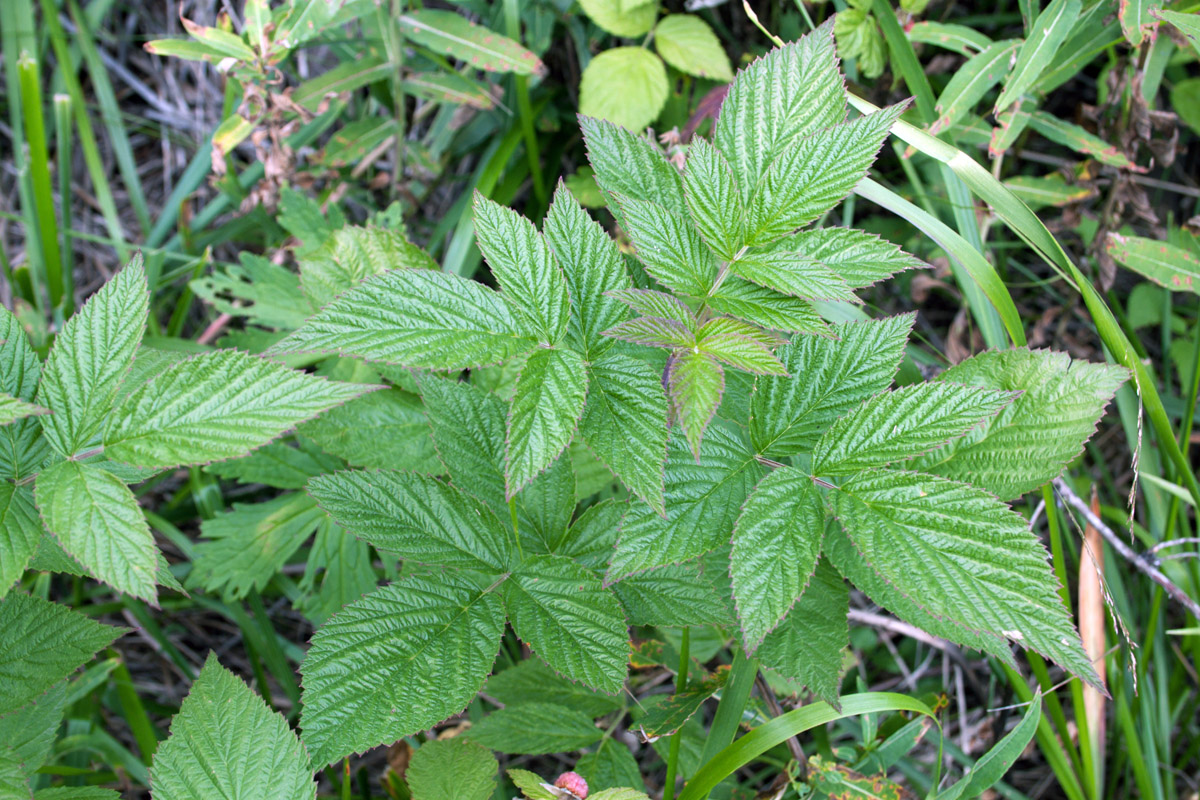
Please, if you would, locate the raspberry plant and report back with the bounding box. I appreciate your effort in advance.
[0,22,1128,800]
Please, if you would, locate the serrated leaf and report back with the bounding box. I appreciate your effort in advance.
[606,427,762,583]
[580,48,668,133]
[995,0,1082,113]
[730,250,859,303]
[205,441,344,489]
[909,349,1127,499]
[611,562,730,627]
[714,20,847,199]
[0,484,39,597]
[407,738,497,800]
[706,278,829,335]
[831,469,1100,687]
[300,572,505,766]
[299,388,438,472]
[0,593,122,715]
[104,350,370,468]
[580,117,688,217]
[696,318,787,375]
[654,15,733,81]
[504,554,628,693]
[300,225,436,309]
[750,314,913,458]
[579,0,656,37]
[192,253,315,330]
[307,470,511,572]
[745,104,905,246]
[35,461,158,601]
[398,10,543,75]
[780,227,923,288]
[606,289,695,328]
[637,668,727,739]
[835,7,886,80]
[517,454,577,553]
[508,770,557,800]
[468,703,603,754]
[682,138,745,261]
[296,520,377,625]
[0,683,67,788]
[0,308,47,481]
[35,789,120,800]
[266,269,537,370]
[38,256,147,457]
[730,468,824,651]
[575,738,644,792]
[929,40,1021,135]
[474,195,571,344]
[579,354,669,513]
[616,194,717,298]
[149,655,315,800]
[604,317,695,349]
[1105,233,1200,294]
[0,745,29,800]
[667,351,725,458]
[506,348,588,496]
[0,394,47,426]
[812,383,1016,476]
[486,659,623,718]
[543,184,630,358]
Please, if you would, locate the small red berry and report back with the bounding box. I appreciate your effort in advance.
[554,771,589,799]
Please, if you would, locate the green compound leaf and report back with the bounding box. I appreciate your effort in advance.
[580,116,687,217]
[729,250,859,304]
[266,269,537,370]
[299,225,436,309]
[37,255,147,457]
[417,375,511,509]
[683,137,745,261]
[192,253,314,330]
[834,7,886,80]
[35,461,158,602]
[779,227,923,289]
[506,348,588,497]
[468,703,604,755]
[204,441,343,490]
[0,307,47,482]
[307,470,511,572]
[398,10,543,75]
[611,562,731,627]
[706,278,829,335]
[667,351,725,458]
[0,484,40,598]
[654,15,733,82]
[812,382,1016,476]
[406,738,497,800]
[604,317,695,349]
[606,427,763,583]
[300,572,506,766]
[473,194,571,345]
[606,289,696,328]
[0,592,123,715]
[504,554,629,693]
[730,468,825,651]
[0,682,67,790]
[696,318,787,375]
[486,658,623,718]
[543,184,630,358]
[615,194,718,298]
[579,354,669,514]
[831,469,1100,688]
[909,349,1128,500]
[579,47,668,133]
[757,559,849,706]
[104,349,370,469]
[0,394,47,426]
[149,655,316,800]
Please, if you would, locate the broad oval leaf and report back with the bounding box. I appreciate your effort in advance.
[578,0,656,37]
[406,738,497,800]
[579,48,668,133]
[654,15,733,81]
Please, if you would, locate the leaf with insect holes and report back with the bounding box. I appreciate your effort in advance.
[300,572,506,767]
[730,467,825,651]
[299,225,436,309]
[0,307,47,481]
[706,278,829,335]
[507,348,588,496]
[909,349,1127,500]
[812,382,1017,476]
[715,20,847,198]
[0,593,123,715]
[407,738,497,800]
[667,351,725,458]
[696,318,787,375]
[579,354,669,514]
[468,703,604,755]
[543,185,629,358]
[35,461,158,602]
[995,0,1081,114]
[580,48,668,133]
[398,10,543,75]
[729,250,859,304]
[474,195,571,344]
[1105,233,1200,295]
[683,137,745,261]
[615,195,718,297]
[103,350,370,468]
[307,470,512,572]
[149,655,316,800]
[604,317,695,349]
[606,290,695,328]
[750,315,913,458]
[503,554,629,693]
[266,269,538,370]
[776,227,923,289]
[606,427,763,584]
[831,469,1100,688]
[654,15,733,81]
[580,117,687,216]
[37,255,147,457]
[0,484,39,598]
[745,103,905,246]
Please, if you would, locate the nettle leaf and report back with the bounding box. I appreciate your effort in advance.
[831,469,1100,687]
[104,350,370,468]
[714,19,847,198]
[580,117,687,217]
[37,255,148,457]
[205,441,343,490]
[606,289,695,328]
[579,48,668,134]
[543,184,629,358]
[616,195,717,298]
[667,351,725,458]
[0,484,40,597]
[474,194,571,344]
[298,388,438,472]
[406,738,497,800]
[757,559,849,705]
[696,318,787,375]
[730,250,859,304]
[812,383,1017,476]
[730,468,824,651]
[266,269,537,370]
[606,427,763,583]
[683,137,745,261]
[300,225,436,309]
[750,314,913,458]
[300,571,506,766]
[0,592,123,715]
[910,349,1128,499]
[468,702,603,755]
[779,227,923,289]
[579,354,669,513]
[654,14,734,81]
[486,658,623,718]
[604,317,695,349]
[745,103,906,246]
[308,470,511,572]
[706,278,829,335]
[504,554,628,693]
[0,307,48,481]
[149,655,316,800]
[507,348,588,496]
[35,461,158,601]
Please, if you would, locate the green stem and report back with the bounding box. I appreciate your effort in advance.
[17,53,56,314]
[503,0,546,208]
[663,627,691,800]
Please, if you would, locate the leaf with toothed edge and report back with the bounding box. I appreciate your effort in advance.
[604,317,695,349]
[683,137,745,261]
[300,571,507,767]
[486,658,623,718]
[0,394,47,426]
[772,227,923,289]
[0,483,40,597]
[605,289,695,328]
[406,738,497,800]
[467,703,604,755]
[615,195,717,298]
[611,562,731,627]
[667,351,725,458]
[506,348,588,497]
[706,278,830,335]
[636,667,728,739]
[0,306,48,481]
[729,250,860,304]
[579,116,688,217]
[696,318,787,376]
